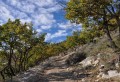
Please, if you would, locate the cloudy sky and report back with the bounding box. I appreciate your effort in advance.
[0,0,82,43]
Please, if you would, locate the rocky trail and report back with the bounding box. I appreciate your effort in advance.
[8,52,91,82]
[7,49,120,82]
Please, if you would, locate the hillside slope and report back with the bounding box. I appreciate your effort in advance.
[6,31,120,82]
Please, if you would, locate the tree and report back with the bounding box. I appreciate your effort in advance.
[65,0,118,48]
[65,31,81,48]
[0,19,46,80]
[104,0,120,38]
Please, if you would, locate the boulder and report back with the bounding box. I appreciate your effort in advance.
[79,56,95,67]
[98,70,120,79]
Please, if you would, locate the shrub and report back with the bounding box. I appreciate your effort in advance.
[65,52,87,65]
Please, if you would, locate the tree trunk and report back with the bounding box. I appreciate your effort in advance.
[18,53,23,72]
[103,10,118,48]
[7,48,15,81]
[116,16,120,38]
[104,24,117,48]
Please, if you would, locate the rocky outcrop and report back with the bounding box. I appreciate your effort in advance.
[79,57,100,68]
[79,56,95,67]
[98,65,120,79]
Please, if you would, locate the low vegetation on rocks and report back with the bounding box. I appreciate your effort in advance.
[65,52,86,65]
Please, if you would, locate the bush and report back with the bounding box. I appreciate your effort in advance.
[65,52,87,65]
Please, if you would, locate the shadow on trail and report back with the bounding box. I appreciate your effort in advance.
[45,71,90,81]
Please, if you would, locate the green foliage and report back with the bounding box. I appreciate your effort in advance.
[64,25,104,49]
[0,19,46,80]
[45,42,67,57]
[65,31,81,48]
[65,0,120,48]
[0,19,71,81]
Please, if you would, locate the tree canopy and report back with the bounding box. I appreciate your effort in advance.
[65,0,120,48]
[0,19,46,80]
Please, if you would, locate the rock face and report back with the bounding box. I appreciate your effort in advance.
[65,52,86,65]
[79,53,102,68]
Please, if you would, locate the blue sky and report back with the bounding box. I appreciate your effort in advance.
[0,0,82,43]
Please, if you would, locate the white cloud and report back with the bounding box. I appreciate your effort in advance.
[37,4,62,14]
[36,29,43,33]
[58,21,82,30]
[58,21,73,29]
[53,30,68,38]
[0,5,14,21]
[45,5,62,13]
[20,18,32,24]
[0,20,4,25]
[6,0,17,5]
[0,0,71,42]
[33,13,56,25]
[0,0,60,28]
[6,0,36,13]
[20,3,35,13]
[30,0,56,7]
[45,33,52,41]
[45,30,68,41]
[56,39,64,43]
[41,25,51,30]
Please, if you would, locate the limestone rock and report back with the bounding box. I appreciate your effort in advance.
[79,56,95,67]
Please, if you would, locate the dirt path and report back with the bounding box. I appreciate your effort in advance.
[37,54,82,82]
[8,53,89,82]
